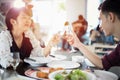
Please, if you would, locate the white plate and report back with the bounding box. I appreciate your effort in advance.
[25,67,50,80]
[5,75,35,80]
[85,58,95,67]
[49,70,96,80]
[94,70,118,80]
[47,60,80,69]
[47,54,67,61]
[24,57,53,66]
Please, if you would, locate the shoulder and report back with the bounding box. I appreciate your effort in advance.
[114,42,120,51]
[0,30,11,38]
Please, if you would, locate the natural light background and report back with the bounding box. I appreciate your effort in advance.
[32,0,67,41]
[31,0,102,42]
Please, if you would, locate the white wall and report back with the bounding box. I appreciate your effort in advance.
[66,0,86,23]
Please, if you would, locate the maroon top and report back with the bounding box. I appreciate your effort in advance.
[102,42,120,70]
[10,33,33,60]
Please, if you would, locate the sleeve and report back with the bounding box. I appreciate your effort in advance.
[0,31,13,68]
[30,47,44,57]
[102,43,120,70]
[25,29,44,57]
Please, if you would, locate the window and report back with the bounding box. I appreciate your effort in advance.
[87,0,102,31]
[32,0,67,40]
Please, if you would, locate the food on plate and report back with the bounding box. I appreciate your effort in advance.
[36,71,48,78]
[36,67,64,79]
[54,69,87,80]
[49,67,64,73]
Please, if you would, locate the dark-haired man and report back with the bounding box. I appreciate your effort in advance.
[67,0,120,71]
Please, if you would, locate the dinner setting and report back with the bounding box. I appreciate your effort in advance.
[0,0,120,80]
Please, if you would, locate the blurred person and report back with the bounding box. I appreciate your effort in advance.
[0,6,60,68]
[0,2,11,31]
[66,0,120,71]
[75,14,88,36]
[97,24,114,45]
[89,29,101,45]
[58,21,71,51]
[72,15,88,43]
[72,15,88,51]
[31,20,45,48]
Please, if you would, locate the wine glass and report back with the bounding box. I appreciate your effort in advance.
[10,52,20,75]
[65,22,77,53]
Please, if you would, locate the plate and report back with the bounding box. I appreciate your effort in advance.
[25,67,50,80]
[47,60,80,69]
[85,58,95,67]
[94,70,118,80]
[24,57,53,66]
[5,75,35,80]
[47,54,67,61]
[49,70,96,80]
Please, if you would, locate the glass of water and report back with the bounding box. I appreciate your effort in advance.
[10,52,20,75]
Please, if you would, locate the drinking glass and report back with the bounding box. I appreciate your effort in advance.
[10,52,20,75]
[65,23,77,53]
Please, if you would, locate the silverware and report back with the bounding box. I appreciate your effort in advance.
[31,67,41,71]
[49,55,61,59]
[49,55,55,58]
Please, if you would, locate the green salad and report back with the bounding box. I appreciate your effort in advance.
[54,69,87,80]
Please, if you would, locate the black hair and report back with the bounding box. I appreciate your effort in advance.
[99,0,120,20]
[5,7,31,31]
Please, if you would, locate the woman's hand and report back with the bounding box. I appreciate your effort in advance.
[44,33,61,57]
[49,33,61,47]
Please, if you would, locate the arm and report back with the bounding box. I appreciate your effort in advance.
[67,30,103,69]
[44,33,61,57]
[25,29,60,57]
[0,31,13,68]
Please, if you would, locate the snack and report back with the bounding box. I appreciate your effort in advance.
[36,71,48,78]
[36,67,64,79]
[49,67,64,73]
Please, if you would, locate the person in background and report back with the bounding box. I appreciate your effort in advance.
[0,2,11,31]
[66,0,120,71]
[71,15,88,51]
[72,14,88,43]
[0,6,60,68]
[31,20,45,48]
[59,21,71,51]
[89,29,101,45]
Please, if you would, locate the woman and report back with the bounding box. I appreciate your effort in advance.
[0,6,60,68]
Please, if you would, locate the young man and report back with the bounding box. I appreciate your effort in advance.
[67,0,120,71]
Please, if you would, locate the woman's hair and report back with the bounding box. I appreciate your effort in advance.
[5,7,31,31]
[99,0,120,20]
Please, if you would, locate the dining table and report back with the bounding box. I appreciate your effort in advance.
[0,50,119,80]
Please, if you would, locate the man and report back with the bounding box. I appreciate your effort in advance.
[67,0,120,71]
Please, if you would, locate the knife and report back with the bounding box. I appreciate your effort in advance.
[49,55,61,59]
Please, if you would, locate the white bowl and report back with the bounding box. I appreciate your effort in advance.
[49,70,96,80]
[94,70,118,80]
